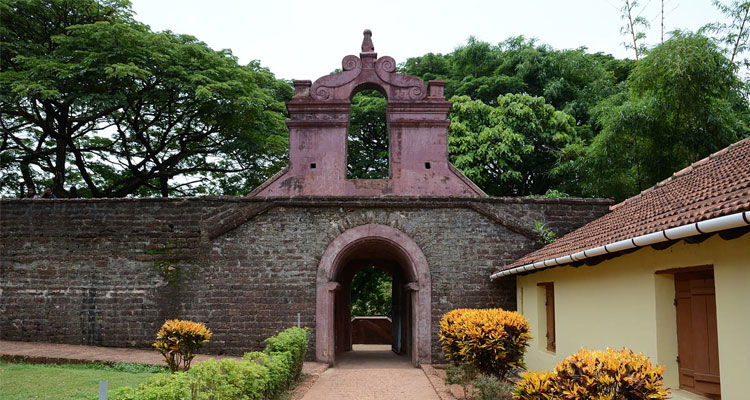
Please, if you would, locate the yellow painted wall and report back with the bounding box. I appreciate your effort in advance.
[516,234,750,399]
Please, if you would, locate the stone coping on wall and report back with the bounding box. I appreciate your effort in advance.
[0,195,615,206]
[1,195,613,242]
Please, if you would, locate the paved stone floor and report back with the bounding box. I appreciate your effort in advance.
[301,344,441,400]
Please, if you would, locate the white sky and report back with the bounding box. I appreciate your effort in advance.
[129,0,723,81]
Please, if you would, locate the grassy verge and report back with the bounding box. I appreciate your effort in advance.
[0,361,167,400]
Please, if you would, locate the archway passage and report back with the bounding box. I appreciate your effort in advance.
[336,261,403,359]
[348,265,394,346]
[316,224,431,367]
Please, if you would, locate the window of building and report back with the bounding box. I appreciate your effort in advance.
[538,282,555,352]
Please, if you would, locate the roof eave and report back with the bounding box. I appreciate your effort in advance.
[489,210,750,280]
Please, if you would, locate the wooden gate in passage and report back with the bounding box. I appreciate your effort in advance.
[674,266,721,398]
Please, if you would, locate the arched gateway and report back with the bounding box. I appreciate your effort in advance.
[254,30,483,366]
[316,224,431,366]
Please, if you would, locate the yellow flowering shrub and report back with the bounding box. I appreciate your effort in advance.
[514,348,669,400]
[153,319,213,372]
[439,308,531,378]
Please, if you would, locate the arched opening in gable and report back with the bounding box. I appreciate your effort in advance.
[346,87,389,179]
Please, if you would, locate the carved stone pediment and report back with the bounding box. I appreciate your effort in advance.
[307,30,427,102]
[251,29,484,199]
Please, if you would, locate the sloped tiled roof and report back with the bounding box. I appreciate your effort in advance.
[495,137,750,275]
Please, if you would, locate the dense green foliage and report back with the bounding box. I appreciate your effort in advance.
[112,327,308,400]
[402,37,633,131]
[449,94,578,196]
[350,266,392,317]
[557,32,749,199]
[264,325,308,381]
[2,1,749,201]
[0,361,166,400]
[404,31,749,200]
[0,0,291,198]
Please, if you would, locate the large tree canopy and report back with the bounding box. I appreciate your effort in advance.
[403,33,748,200]
[449,94,579,196]
[2,1,748,201]
[557,31,750,200]
[0,0,292,198]
[401,37,634,135]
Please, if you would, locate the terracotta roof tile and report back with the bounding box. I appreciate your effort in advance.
[496,137,750,273]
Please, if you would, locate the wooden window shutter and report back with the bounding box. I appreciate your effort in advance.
[673,267,721,397]
[538,282,556,352]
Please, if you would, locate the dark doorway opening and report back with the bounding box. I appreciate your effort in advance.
[333,259,412,361]
[350,266,392,346]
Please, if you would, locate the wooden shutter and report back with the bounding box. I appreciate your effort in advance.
[674,267,721,397]
[538,282,555,352]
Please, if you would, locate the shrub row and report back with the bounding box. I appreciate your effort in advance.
[112,327,308,400]
[514,348,669,400]
[439,308,531,378]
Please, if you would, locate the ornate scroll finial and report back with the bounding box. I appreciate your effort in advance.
[362,29,374,52]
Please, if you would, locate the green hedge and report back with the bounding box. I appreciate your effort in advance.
[111,327,308,400]
[264,325,307,380]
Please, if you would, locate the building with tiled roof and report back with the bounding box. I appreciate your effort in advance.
[492,137,750,279]
[497,137,750,400]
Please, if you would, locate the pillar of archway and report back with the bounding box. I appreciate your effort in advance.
[250,29,485,198]
[316,224,431,366]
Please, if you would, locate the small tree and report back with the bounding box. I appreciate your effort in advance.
[532,221,557,247]
[702,1,750,64]
[620,0,650,60]
[153,319,213,372]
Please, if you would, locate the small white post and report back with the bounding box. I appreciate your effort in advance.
[297,312,301,328]
[99,380,108,400]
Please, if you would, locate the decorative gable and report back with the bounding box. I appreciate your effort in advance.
[251,30,484,198]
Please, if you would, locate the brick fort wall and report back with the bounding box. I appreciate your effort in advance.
[0,196,611,360]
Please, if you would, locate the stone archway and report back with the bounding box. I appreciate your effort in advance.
[316,224,431,366]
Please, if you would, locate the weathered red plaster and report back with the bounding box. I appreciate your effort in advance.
[251,30,484,198]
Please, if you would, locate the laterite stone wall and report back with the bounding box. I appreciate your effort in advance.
[0,197,611,359]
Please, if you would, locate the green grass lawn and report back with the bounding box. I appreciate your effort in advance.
[0,361,168,400]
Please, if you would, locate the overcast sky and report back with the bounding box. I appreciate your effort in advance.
[129,0,723,81]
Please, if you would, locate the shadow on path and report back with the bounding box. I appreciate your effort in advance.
[334,344,413,369]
